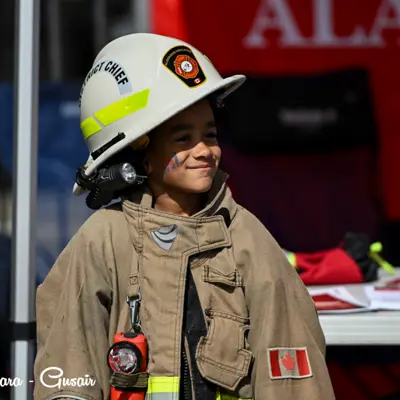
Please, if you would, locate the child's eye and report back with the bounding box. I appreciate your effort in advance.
[206,131,218,139]
[175,134,190,143]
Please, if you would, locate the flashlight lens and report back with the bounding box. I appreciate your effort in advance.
[120,163,137,184]
[108,343,139,373]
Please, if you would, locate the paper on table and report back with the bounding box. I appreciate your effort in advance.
[308,284,400,314]
[309,287,371,314]
[365,277,400,306]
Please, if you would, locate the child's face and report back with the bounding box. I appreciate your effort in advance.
[144,99,221,194]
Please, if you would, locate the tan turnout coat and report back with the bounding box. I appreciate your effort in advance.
[34,171,335,400]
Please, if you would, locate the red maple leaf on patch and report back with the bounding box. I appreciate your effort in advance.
[281,352,295,370]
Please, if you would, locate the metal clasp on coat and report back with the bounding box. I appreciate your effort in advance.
[127,290,142,333]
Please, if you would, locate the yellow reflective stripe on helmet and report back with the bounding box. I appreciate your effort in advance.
[80,116,102,140]
[95,88,151,126]
[147,376,179,393]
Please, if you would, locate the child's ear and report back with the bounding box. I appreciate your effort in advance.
[143,155,152,175]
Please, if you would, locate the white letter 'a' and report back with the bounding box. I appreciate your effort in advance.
[243,0,306,48]
[369,0,400,46]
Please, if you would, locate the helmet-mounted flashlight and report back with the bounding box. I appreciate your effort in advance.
[76,160,146,210]
[119,163,138,184]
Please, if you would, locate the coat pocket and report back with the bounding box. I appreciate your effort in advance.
[196,309,253,391]
[202,265,243,287]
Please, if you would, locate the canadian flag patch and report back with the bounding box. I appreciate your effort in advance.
[267,347,312,379]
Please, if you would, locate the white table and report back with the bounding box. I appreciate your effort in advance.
[309,270,400,345]
[319,311,400,345]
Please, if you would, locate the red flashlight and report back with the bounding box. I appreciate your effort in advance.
[108,331,148,400]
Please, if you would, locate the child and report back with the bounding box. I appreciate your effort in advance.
[34,33,335,400]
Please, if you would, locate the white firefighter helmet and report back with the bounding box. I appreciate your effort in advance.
[73,33,246,195]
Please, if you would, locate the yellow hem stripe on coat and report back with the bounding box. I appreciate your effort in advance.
[147,376,180,393]
[217,392,253,400]
[145,376,253,399]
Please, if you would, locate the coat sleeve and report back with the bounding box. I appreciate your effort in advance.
[233,208,335,400]
[34,212,114,400]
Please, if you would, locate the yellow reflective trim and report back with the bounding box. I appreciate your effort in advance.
[216,391,253,400]
[369,242,396,274]
[147,376,179,394]
[285,251,296,268]
[95,88,150,126]
[370,242,382,253]
[80,116,102,140]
